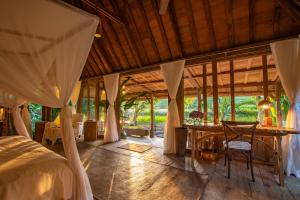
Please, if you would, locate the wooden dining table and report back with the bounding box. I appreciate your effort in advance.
[183,123,299,186]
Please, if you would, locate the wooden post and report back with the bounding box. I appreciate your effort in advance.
[262,54,270,117]
[276,81,282,128]
[42,106,51,121]
[87,85,90,120]
[95,80,100,121]
[176,76,184,126]
[115,78,121,139]
[203,64,208,122]
[77,85,83,113]
[150,95,155,137]
[197,88,202,112]
[212,60,219,124]
[230,60,235,121]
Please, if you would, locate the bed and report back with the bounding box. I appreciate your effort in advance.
[0,136,73,200]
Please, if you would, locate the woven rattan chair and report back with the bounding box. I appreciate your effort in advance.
[221,121,258,182]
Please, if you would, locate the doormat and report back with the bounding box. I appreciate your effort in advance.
[118,143,152,153]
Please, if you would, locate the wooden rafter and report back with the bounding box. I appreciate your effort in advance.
[88,51,102,74]
[110,0,143,67]
[273,1,281,37]
[159,0,170,15]
[81,0,125,25]
[122,0,150,64]
[152,0,172,58]
[168,0,184,57]
[139,0,162,61]
[185,0,200,52]
[90,45,107,74]
[82,35,297,80]
[225,0,235,47]
[277,0,300,25]
[186,68,200,88]
[203,0,217,49]
[94,42,112,73]
[248,0,256,42]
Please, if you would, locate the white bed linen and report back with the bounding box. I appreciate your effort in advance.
[0,136,73,200]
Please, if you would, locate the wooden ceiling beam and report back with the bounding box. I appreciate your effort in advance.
[168,0,184,57]
[159,0,170,15]
[273,1,281,37]
[99,29,122,71]
[81,35,297,80]
[90,45,107,74]
[110,0,143,67]
[225,0,235,47]
[139,0,162,61]
[85,59,97,76]
[186,68,200,88]
[126,81,276,96]
[203,0,217,49]
[122,0,150,64]
[125,64,276,87]
[248,0,256,42]
[277,0,300,25]
[88,50,103,74]
[152,0,172,58]
[129,77,153,92]
[93,42,112,73]
[81,0,125,26]
[185,0,200,52]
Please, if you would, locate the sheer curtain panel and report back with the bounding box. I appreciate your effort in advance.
[271,38,300,178]
[160,60,185,154]
[103,73,120,143]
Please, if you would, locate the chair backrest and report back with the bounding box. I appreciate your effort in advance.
[221,121,258,148]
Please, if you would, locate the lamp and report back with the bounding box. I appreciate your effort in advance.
[257,99,272,109]
[94,19,102,38]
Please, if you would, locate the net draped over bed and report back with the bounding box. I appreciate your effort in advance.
[0,0,99,199]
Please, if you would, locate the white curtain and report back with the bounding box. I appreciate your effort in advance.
[103,73,119,143]
[160,60,185,154]
[21,103,32,138]
[0,92,30,138]
[271,38,300,178]
[70,81,82,114]
[0,0,99,199]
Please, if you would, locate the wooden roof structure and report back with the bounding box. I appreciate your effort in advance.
[65,0,300,97]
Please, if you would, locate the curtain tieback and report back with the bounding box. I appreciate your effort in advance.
[109,103,115,107]
[170,97,176,100]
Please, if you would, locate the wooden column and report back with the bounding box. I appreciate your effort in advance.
[77,85,83,113]
[262,54,270,117]
[95,80,100,121]
[176,76,184,126]
[276,81,282,128]
[197,88,202,112]
[150,95,155,137]
[203,64,208,122]
[230,60,235,121]
[87,85,90,120]
[212,60,219,124]
[115,78,121,139]
[42,106,51,121]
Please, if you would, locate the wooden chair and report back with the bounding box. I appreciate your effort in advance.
[221,121,258,181]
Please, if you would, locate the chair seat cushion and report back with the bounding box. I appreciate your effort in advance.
[223,140,251,151]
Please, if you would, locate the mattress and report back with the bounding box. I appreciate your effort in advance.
[0,136,73,200]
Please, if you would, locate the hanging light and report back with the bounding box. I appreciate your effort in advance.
[94,19,102,38]
[94,10,102,38]
[257,99,272,109]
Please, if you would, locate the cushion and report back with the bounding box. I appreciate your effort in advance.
[223,140,251,151]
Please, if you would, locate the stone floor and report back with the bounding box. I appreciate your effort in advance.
[47,136,300,200]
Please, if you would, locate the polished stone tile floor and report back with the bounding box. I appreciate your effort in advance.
[47,136,300,200]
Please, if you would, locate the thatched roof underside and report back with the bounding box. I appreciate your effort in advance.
[65,0,300,97]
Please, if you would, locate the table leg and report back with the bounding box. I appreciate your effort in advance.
[276,135,284,186]
[191,129,195,166]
